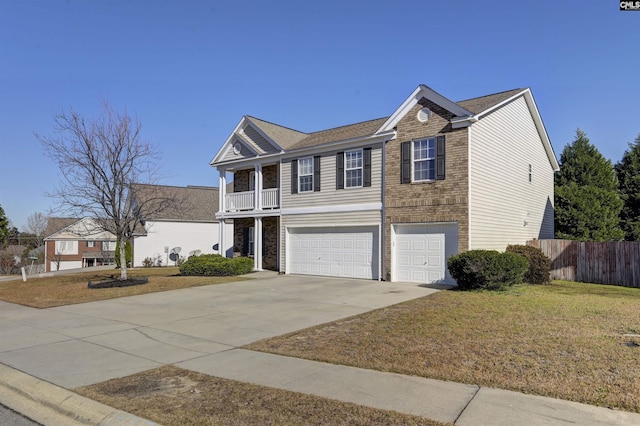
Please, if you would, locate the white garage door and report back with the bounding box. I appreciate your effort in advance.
[393,223,458,284]
[288,226,378,279]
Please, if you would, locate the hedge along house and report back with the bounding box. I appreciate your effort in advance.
[210,85,558,284]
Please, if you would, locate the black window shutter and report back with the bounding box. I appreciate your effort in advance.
[363,147,372,187]
[242,227,249,256]
[314,155,321,192]
[336,152,344,189]
[291,159,298,194]
[436,135,446,180]
[401,142,411,184]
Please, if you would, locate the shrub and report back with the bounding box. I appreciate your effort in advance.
[179,254,254,276]
[447,250,528,291]
[506,244,551,284]
[142,257,153,268]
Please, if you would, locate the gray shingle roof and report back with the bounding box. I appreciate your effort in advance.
[130,184,219,222]
[44,217,78,238]
[246,88,525,152]
[457,88,525,114]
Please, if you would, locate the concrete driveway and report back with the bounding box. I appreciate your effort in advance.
[0,272,437,389]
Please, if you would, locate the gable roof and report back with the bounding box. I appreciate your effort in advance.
[44,217,78,239]
[129,184,219,222]
[44,217,116,241]
[212,85,556,170]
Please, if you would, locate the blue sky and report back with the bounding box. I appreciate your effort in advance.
[1,0,638,230]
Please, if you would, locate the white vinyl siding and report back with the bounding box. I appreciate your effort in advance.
[280,211,381,274]
[282,143,383,208]
[469,96,555,250]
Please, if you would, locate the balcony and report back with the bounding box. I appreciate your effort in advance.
[225,188,279,212]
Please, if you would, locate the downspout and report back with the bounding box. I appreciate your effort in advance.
[380,138,387,282]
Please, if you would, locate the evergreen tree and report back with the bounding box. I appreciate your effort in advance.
[615,134,640,241]
[554,130,623,241]
[0,204,9,247]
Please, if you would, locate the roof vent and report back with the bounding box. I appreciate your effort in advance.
[417,107,431,123]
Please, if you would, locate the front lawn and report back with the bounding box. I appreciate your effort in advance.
[246,281,640,412]
[0,267,248,308]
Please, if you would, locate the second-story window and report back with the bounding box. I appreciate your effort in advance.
[413,138,436,182]
[87,241,95,248]
[298,157,313,192]
[345,149,363,188]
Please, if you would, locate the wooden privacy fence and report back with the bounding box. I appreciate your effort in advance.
[527,239,640,287]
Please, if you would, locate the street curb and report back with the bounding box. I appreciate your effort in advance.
[0,363,158,426]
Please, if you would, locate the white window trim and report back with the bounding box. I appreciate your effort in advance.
[344,148,363,189]
[55,240,78,255]
[87,241,95,248]
[298,156,314,193]
[102,241,116,251]
[412,138,436,183]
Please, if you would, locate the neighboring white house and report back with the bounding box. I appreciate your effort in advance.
[129,184,233,267]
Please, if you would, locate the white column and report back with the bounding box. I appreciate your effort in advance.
[254,164,263,210]
[254,217,263,271]
[218,169,226,214]
[219,218,226,257]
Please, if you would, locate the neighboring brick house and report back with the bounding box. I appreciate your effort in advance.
[210,85,559,284]
[129,184,233,267]
[44,217,116,272]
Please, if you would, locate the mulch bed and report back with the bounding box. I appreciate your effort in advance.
[88,276,149,289]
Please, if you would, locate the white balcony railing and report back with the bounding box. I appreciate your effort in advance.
[262,188,279,209]
[226,191,254,211]
[225,189,280,212]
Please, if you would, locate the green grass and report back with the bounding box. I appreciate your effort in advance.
[247,281,640,412]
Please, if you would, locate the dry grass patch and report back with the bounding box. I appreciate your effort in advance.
[247,281,640,412]
[0,268,248,308]
[75,365,447,426]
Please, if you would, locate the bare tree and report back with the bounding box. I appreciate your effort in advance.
[24,212,48,248]
[37,102,175,280]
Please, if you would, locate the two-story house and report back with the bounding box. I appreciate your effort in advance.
[210,85,559,284]
[44,217,117,272]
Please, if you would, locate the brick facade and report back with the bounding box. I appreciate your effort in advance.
[384,98,469,279]
[233,164,278,192]
[45,240,115,271]
[232,216,279,271]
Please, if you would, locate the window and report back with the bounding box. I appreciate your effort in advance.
[102,241,116,251]
[248,227,255,256]
[55,241,78,255]
[249,171,255,191]
[298,157,313,192]
[87,241,95,248]
[413,138,436,181]
[345,149,363,188]
[401,136,445,184]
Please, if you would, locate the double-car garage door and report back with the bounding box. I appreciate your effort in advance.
[288,226,378,280]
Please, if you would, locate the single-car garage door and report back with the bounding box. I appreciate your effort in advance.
[393,223,458,284]
[288,226,378,279]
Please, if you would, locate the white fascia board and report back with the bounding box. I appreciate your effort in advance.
[243,119,283,152]
[522,89,560,171]
[212,151,283,171]
[280,131,396,160]
[376,85,474,133]
[210,117,247,165]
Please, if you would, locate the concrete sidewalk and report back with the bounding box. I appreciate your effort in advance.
[1,272,639,425]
